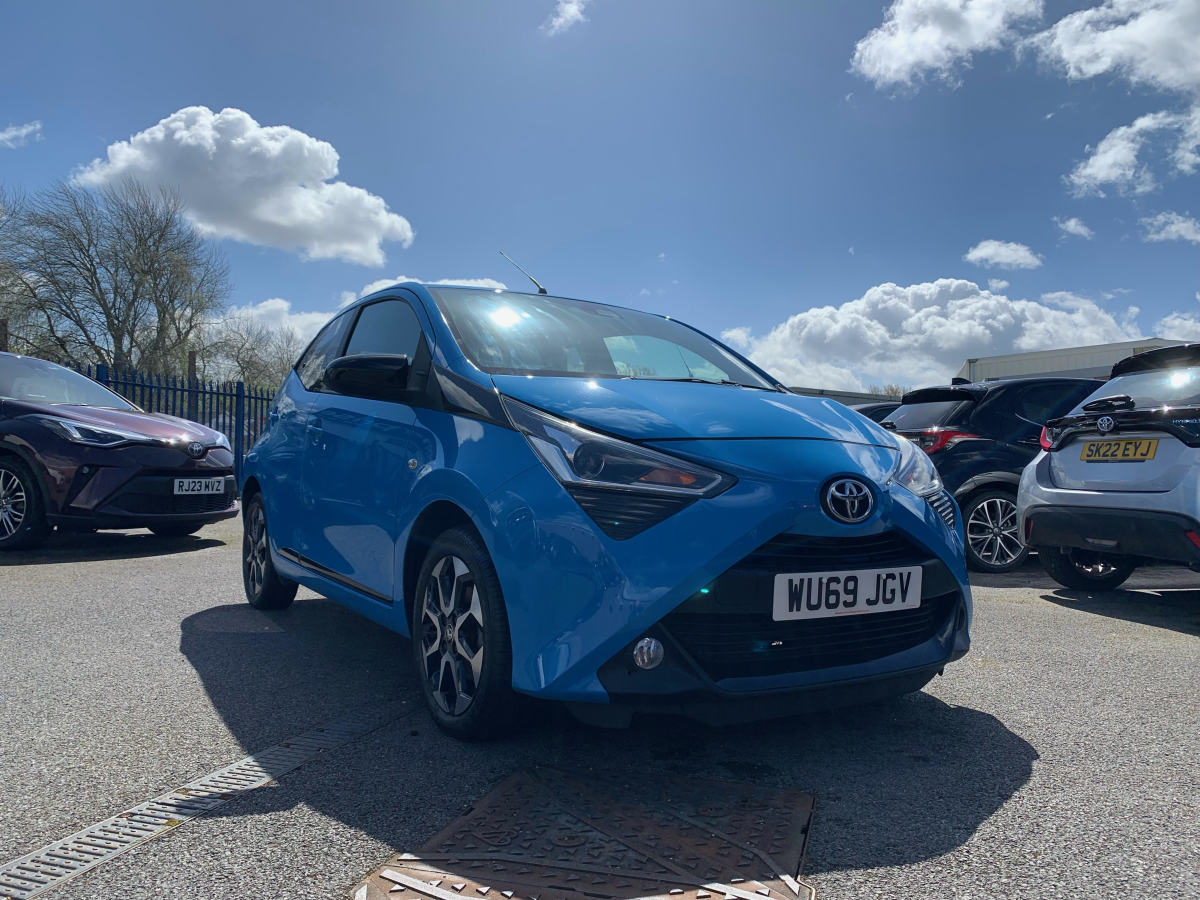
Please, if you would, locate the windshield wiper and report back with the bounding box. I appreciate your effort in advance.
[1082,394,1134,412]
[640,377,778,391]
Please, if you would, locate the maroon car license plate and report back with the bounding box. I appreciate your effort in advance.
[174,477,225,495]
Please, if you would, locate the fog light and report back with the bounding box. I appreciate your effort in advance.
[632,637,664,670]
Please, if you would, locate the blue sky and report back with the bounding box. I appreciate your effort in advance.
[2,0,1197,389]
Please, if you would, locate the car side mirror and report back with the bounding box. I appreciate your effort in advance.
[323,354,412,401]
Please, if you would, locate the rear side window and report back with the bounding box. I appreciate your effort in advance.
[345,299,424,359]
[884,400,972,430]
[295,312,353,391]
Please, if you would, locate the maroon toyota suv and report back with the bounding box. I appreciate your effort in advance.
[0,351,238,550]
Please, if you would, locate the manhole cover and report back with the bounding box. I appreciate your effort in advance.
[355,768,814,900]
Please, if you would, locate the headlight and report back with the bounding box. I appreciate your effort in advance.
[212,432,232,451]
[890,433,943,498]
[502,397,732,497]
[24,414,158,448]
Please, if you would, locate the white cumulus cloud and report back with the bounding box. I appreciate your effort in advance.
[1066,108,1199,197]
[1155,310,1200,340]
[226,298,337,344]
[74,106,413,266]
[0,121,42,149]
[988,278,1010,291]
[542,0,591,35]
[1030,0,1200,95]
[851,0,1043,90]
[1054,216,1095,239]
[964,239,1042,269]
[1141,211,1200,245]
[723,278,1141,390]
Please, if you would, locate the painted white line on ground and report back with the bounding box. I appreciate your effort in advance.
[0,702,408,900]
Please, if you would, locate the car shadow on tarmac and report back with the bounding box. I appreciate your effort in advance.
[181,596,1038,879]
[0,528,223,566]
[1041,587,1200,636]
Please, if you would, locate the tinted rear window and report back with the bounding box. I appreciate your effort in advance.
[883,400,972,430]
[1069,366,1200,413]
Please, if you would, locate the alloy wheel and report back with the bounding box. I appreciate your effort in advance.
[0,468,28,539]
[418,554,485,716]
[245,504,268,596]
[966,496,1023,567]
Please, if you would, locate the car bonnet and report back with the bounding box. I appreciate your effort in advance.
[490,374,895,446]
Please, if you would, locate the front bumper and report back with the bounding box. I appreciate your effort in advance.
[583,530,970,723]
[51,473,239,529]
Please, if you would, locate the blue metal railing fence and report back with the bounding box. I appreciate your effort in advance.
[76,363,275,481]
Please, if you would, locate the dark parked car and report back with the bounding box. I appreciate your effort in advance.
[883,377,1097,572]
[850,400,901,422]
[0,351,238,551]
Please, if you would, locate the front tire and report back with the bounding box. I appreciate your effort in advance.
[1037,546,1136,591]
[963,489,1028,573]
[242,494,297,610]
[0,457,50,552]
[412,526,516,740]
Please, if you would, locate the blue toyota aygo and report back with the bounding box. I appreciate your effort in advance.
[241,283,971,738]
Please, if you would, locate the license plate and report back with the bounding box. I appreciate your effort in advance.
[1080,438,1158,462]
[173,478,225,495]
[772,566,923,621]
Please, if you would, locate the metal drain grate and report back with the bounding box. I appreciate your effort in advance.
[0,704,405,900]
[354,767,816,900]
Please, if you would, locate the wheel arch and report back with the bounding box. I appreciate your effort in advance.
[0,439,54,513]
[241,475,262,515]
[401,499,487,630]
[953,471,1021,504]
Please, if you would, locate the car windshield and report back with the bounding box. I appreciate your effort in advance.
[429,287,777,389]
[1070,366,1200,413]
[0,355,135,409]
[883,400,972,430]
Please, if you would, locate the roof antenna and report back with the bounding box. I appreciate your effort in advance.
[498,250,547,294]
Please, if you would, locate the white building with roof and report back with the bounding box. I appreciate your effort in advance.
[955,338,1183,383]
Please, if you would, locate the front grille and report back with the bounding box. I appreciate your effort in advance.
[737,530,922,571]
[114,492,235,515]
[566,486,694,540]
[929,490,957,529]
[665,590,958,680]
[662,529,959,680]
[105,475,236,517]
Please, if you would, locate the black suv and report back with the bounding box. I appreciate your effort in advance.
[883,377,1097,572]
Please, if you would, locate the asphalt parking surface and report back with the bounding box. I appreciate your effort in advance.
[1,520,1197,900]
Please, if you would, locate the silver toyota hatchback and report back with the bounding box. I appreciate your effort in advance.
[1018,344,1200,589]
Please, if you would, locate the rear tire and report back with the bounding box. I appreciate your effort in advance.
[963,489,1028,573]
[411,526,516,740]
[149,523,204,538]
[0,457,50,552]
[242,494,297,610]
[1037,546,1136,591]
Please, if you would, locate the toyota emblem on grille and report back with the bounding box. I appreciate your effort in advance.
[823,478,874,524]
[187,441,206,459]
[1097,415,1115,434]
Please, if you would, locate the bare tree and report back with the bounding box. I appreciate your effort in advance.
[868,383,909,398]
[209,312,303,388]
[0,180,228,373]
